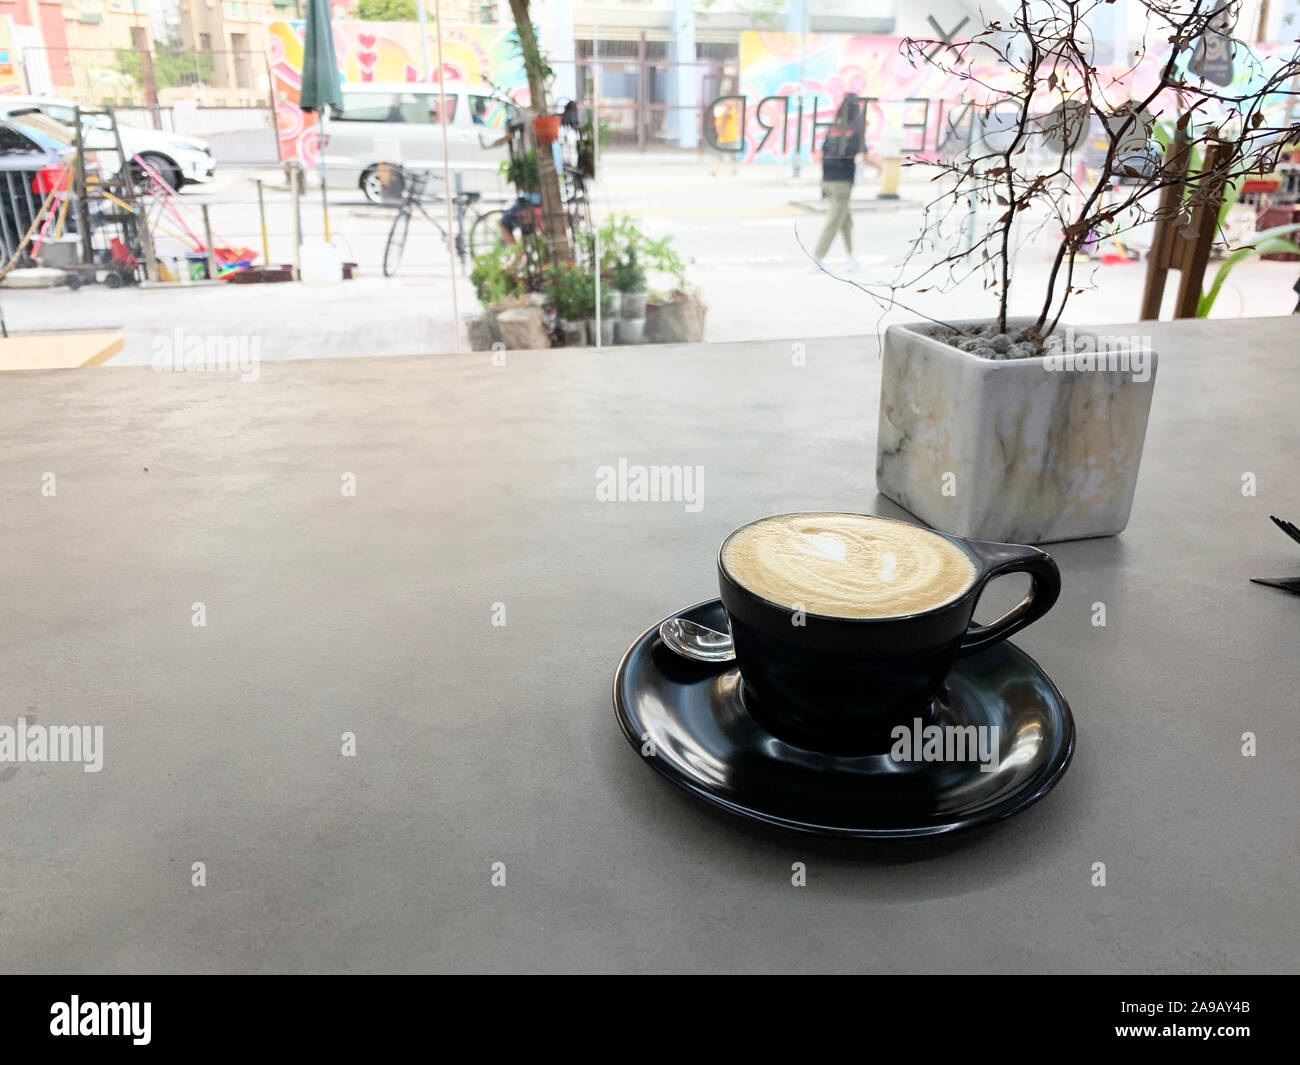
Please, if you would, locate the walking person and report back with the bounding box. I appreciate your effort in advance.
[810,95,865,271]
[710,98,741,176]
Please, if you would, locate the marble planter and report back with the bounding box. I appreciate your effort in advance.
[875,318,1158,544]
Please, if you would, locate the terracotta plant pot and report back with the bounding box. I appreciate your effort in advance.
[532,115,562,145]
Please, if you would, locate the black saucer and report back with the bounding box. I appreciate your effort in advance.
[613,599,1075,840]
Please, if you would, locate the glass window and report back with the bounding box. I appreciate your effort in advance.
[337,93,396,122]
[429,94,457,124]
[468,95,517,128]
[395,94,428,124]
[42,104,79,126]
[5,112,74,150]
[0,124,41,155]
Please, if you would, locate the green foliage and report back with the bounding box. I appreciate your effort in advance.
[115,44,213,90]
[499,148,539,194]
[1216,175,1244,229]
[544,261,590,321]
[470,242,527,308]
[576,113,597,178]
[612,247,646,294]
[1151,120,1252,225]
[597,213,689,291]
[355,0,416,18]
[1197,223,1300,317]
[543,260,613,319]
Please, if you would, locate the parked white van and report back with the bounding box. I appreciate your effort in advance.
[324,82,516,202]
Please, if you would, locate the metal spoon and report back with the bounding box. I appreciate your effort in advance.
[658,616,736,663]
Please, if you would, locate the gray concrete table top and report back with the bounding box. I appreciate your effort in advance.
[1,316,1297,973]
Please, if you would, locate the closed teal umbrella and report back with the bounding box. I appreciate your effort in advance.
[299,0,341,244]
[299,0,341,115]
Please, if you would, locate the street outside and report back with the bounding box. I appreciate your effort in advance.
[2,152,1296,365]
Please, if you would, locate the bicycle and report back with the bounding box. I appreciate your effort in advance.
[381,169,502,277]
[468,165,594,266]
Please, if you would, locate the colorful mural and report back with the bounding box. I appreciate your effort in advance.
[0,16,24,92]
[735,30,1300,162]
[268,21,527,164]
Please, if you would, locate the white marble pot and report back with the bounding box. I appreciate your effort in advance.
[875,318,1158,544]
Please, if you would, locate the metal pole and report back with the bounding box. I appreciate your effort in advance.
[792,3,807,179]
[72,109,94,266]
[256,178,270,265]
[593,6,602,349]
[637,31,647,152]
[433,0,461,352]
[202,203,217,280]
[108,106,157,282]
[290,163,302,280]
[318,107,331,244]
[417,0,432,82]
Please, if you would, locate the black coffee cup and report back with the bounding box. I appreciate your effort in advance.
[717,514,1060,752]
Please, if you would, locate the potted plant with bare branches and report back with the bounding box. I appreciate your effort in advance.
[505,1,572,261]
[867,0,1300,542]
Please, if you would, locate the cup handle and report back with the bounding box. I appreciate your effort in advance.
[956,540,1061,657]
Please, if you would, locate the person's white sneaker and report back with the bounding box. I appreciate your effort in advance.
[845,255,862,272]
[807,258,824,274]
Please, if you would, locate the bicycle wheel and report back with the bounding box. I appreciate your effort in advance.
[383,208,413,277]
[469,210,507,257]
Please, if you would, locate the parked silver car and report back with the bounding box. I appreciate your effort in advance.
[323,82,514,203]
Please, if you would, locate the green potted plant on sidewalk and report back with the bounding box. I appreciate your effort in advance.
[639,232,704,343]
[594,214,703,343]
[545,261,589,346]
[613,247,648,342]
[469,243,541,349]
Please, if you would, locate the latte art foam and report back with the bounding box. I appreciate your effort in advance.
[723,514,977,619]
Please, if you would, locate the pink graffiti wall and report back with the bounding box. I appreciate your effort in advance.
[737,30,1299,161]
[268,20,526,165]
